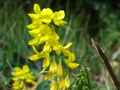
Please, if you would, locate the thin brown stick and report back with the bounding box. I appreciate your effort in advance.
[91,38,120,90]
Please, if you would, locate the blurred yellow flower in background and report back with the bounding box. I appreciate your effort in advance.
[11,65,36,90]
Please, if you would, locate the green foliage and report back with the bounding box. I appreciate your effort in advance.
[73,64,91,90]
[36,80,49,90]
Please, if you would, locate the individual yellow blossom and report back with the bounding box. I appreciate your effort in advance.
[25,72,36,85]
[47,31,59,46]
[56,63,63,76]
[27,19,42,30]
[42,53,50,67]
[29,46,50,67]
[64,53,79,69]
[49,60,57,73]
[29,52,45,61]
[61,42,73,56]
[50,81,58,90]
[58,76,70,89]
[12,81,23,90]
[28,29,41,37]
[41,8,53,24]
[44,72,53,80]
[53,44,62,55]
[52,10,67,26]
[23,64,30,72]
[43,43,52,53]
[29,51,50,67]
[57,43,79,69]
[28,36,42,46]
[58,77,65,89]
[39,24,52,35]
[65,61,79,69]
[65,75,70,89]
[28,4,41,19]
[53,42,72,55]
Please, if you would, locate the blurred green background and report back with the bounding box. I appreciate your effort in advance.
[0,0,120,90]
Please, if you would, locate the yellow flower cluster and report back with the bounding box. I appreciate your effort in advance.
[11,65,36,90]
[27,3,79,90]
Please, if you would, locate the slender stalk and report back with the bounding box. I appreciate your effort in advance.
[91,38,120,90]
[6,59,14,71]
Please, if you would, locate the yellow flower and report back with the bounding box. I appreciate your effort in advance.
[11,65,36,90]
[47,31,59,46]
[28,3,41,20]
[28,24,52,46]
[65,76,70,89]
[12,81,22,90]
[28,36,42,46]
[41,8,53,24]
[52,10,67,26]
[25,72,36,85]
[49,60,57,73]
[53,44,62,55]
[29,52,45,61]
[23,64,30,72]
[39,24,52,35]
[28,3,53,24]
[44,72,53,80]
[28,29,41,37]
[65,62,79,69]
[29,46,51,67]
[64,53,79,69]
[58,77,65,89]
[56,63,63,76]
[42,53,50,67]
[58,76,70,89]
[27,19,42,30]
[29,51,50,67]
[43,43,52,53]
[34,3,41,14]
[50,81,58,90]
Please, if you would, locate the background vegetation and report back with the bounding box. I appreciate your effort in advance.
[0,0,120,90]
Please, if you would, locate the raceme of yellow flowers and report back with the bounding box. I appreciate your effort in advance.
[27,3,79,90]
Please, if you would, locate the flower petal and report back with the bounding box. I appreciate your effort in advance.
[41,8,53,24]
[63,42,72,49]
[49,60,57,73]
[43,54,50,67]
[28,29,40,37]
[65,62,79,69]
[53,19,67,26]
[28,37,40,46]
[56,63,63,76]
[34,3,41,14]
[32,46,39,54]
[29,53,45,61]
[65,76,70,89]
[50,82,58,90]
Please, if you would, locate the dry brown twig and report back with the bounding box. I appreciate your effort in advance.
[91,38,120,90]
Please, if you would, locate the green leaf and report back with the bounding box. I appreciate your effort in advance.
[36,80,49,90]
